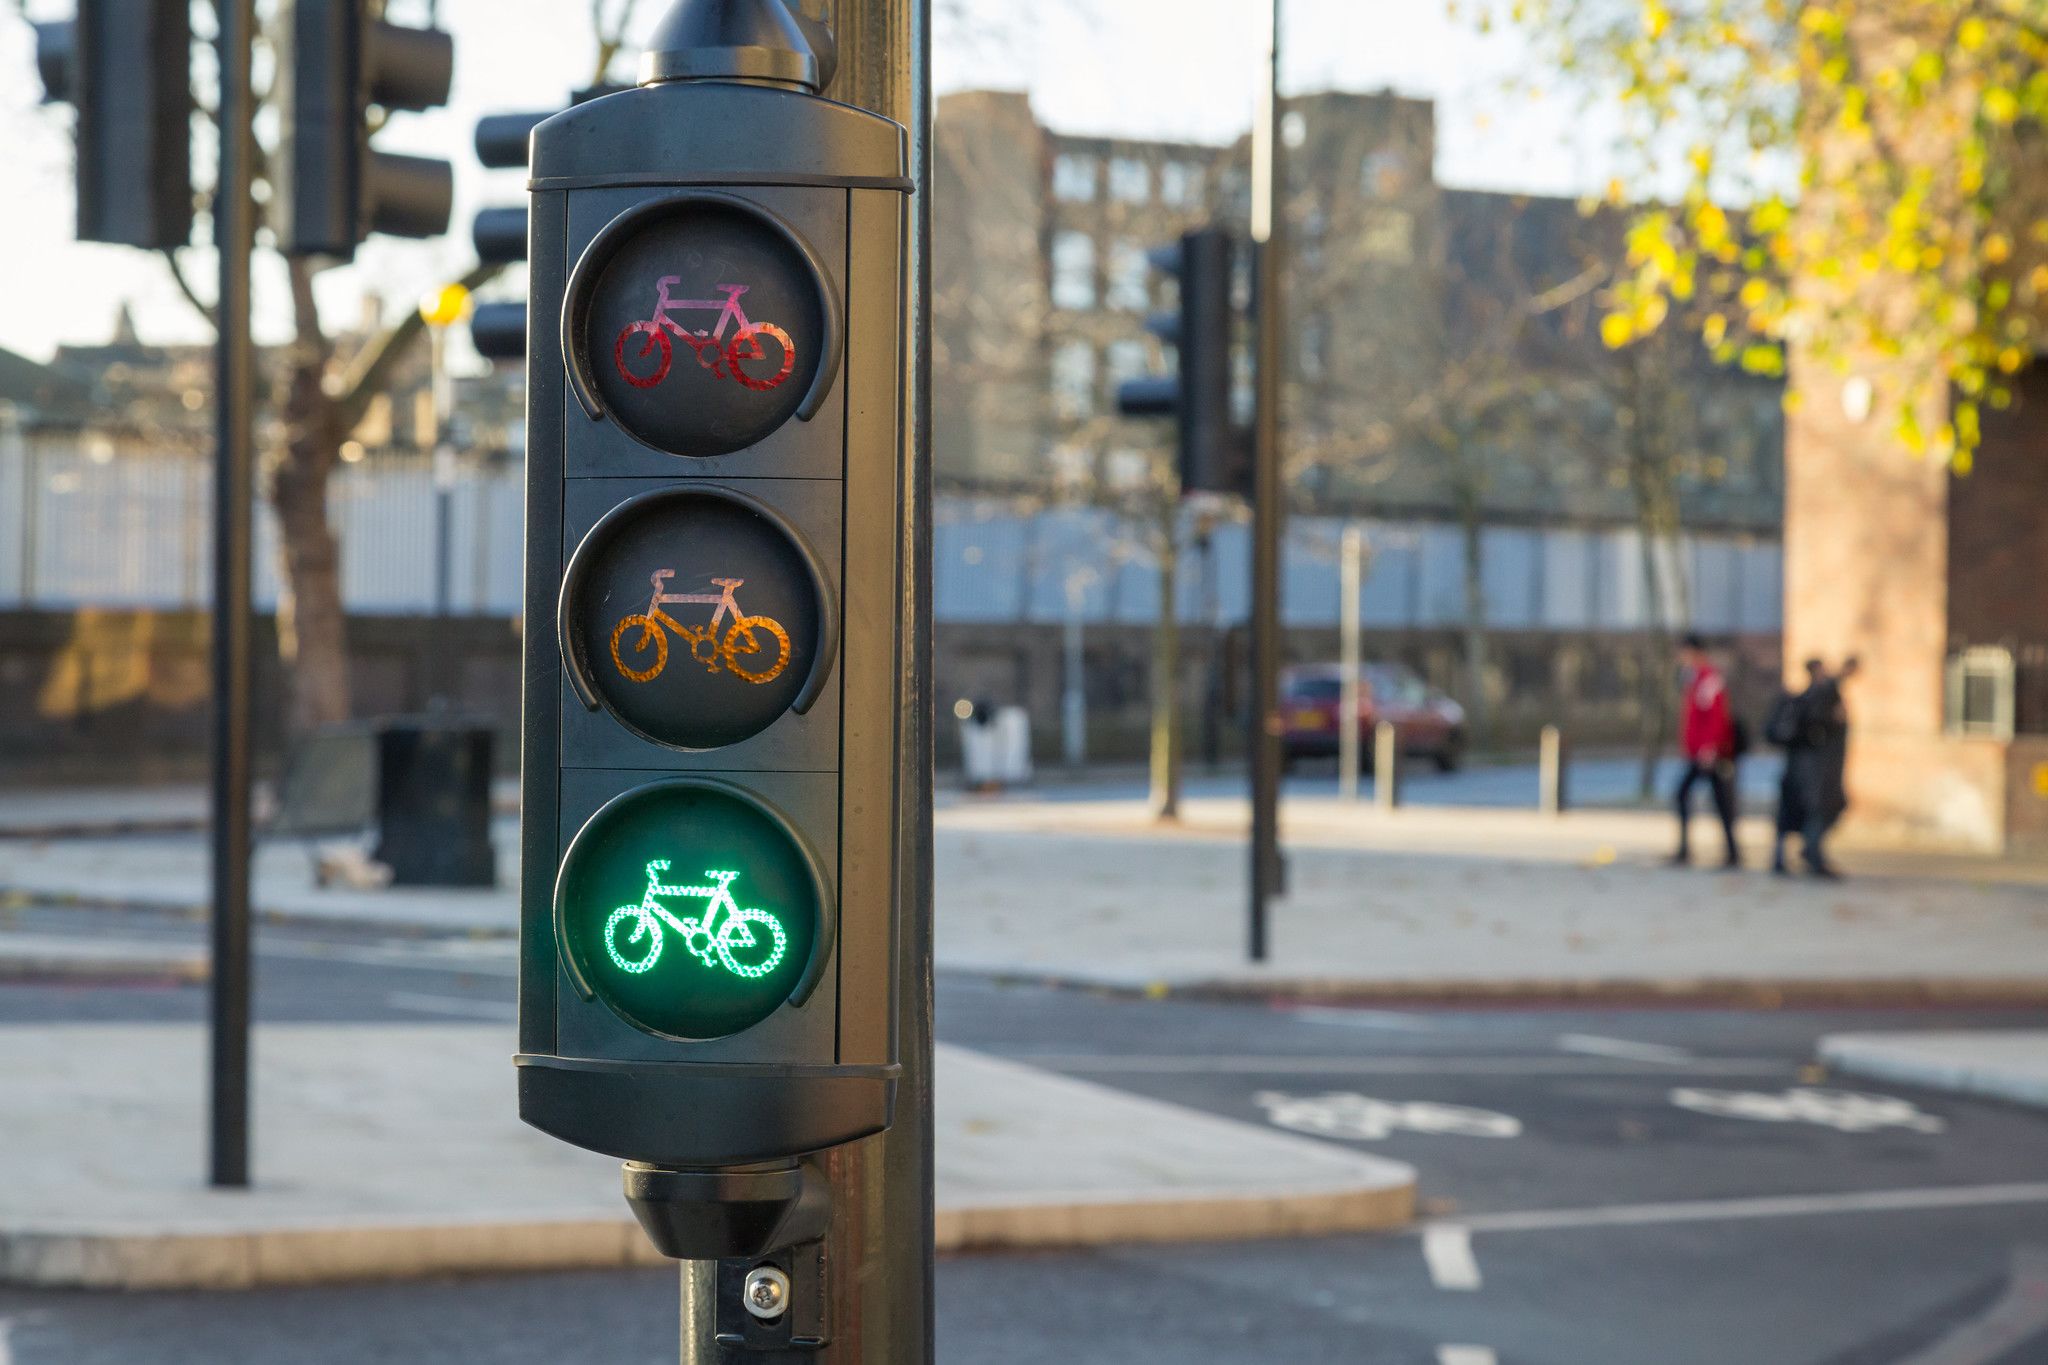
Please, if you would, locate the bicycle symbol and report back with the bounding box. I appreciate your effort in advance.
[606,862,789,981]
[615,277,797,393]
[609,570,792,687]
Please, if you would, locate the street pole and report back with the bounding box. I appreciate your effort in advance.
[827,1,936,1356]
[209,0,258,1190]
[1063,576,1087,768]
[1248,0,1285,962]
[1338,523,1364,803]
[431,324,455,625]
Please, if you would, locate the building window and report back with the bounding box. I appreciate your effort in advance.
[1105,339,1150,390]
[1051,231,1097,310]
[1053,152,1098,202]
[1359,207,1416,264]
[1106,240,1150,311]
[1160,161,1204,209]
[1363,147,1412,197]
[1108,156,1150,204]
[1051,342,1097,422]
[1300,316,1328,380]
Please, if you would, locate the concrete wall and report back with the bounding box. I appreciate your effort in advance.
[0,610,524,783]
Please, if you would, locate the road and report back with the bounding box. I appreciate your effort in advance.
[3,910,2047,1363]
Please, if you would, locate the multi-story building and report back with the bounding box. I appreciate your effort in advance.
[932,88,1787,761]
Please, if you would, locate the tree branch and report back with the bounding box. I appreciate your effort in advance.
[333,260,507,431]
[162,249,219,331]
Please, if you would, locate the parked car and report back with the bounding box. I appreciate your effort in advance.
[1280,662,1467,772]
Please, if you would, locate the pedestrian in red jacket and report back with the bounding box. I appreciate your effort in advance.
[1672,634,1741,869]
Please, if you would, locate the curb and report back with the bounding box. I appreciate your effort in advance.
[976,971,2048,1011]
[0,945,208,986]
[1819,1032,2048,1110]
[0,886,518,942]
[0,1180,1415,1291]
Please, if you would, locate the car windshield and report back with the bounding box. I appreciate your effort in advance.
[1285,677,1341,703]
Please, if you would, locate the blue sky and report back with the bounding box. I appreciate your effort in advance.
[0,0,1613,363]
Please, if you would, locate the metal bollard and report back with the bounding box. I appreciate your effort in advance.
[1539,724,1569,816]
[1374,720,1401,812]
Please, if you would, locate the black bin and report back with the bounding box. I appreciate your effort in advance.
[372,718,498,888]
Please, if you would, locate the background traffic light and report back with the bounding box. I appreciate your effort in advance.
[1116,227,1249,497]
[276,0,455,259]
[33,0,193,250]
[468,89,628,362]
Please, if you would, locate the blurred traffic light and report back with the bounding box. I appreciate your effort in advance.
[468,88,627,362]
[277,0,456,259]
[34,0,194,250]
[1116,228,1249,498]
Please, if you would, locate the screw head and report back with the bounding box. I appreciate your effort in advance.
[743,1265,791,1321]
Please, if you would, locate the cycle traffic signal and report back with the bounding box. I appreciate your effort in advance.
[33,0,193,250]
[276,0,455,259]
[1116,228,1249,497]
[516,0,910,1274]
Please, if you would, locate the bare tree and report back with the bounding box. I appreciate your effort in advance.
[160,0,649,733]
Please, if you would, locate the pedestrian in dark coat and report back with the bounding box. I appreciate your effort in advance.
[1773,657,1857,879]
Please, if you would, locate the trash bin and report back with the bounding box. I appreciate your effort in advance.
[957,700,1033,790]
[371,717,498,888]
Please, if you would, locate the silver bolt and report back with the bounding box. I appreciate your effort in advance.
[743,1265,791,1321]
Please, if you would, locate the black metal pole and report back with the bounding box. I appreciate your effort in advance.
[209,0,258,1190]
[830,0,935,1356]
[1248,0,1285,963]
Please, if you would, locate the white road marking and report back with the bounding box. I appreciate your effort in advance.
[1437,1348,1497,1365]
[1671,1087,1946,1133]
[1293,1007,1438,1033]
[1258,1091,1522,1141]
[1423,1226,1483,1291]
[1439,1181,2048,1236]
[1892,1248,2048,1365]
[384,991,516,1022]
[0,1319,13,1365]
[1558,1033,1695,1065]
[1003,1053,1784,1077]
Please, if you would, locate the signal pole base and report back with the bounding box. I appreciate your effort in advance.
[624,1159,832,1262]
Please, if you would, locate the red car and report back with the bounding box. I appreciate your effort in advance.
[1280,663,1468,772]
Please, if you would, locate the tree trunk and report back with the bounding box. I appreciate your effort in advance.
[1635,517,1670,802]
[1149,510,1182,822]
[274,264,353,736]
[1455,482,1491,751]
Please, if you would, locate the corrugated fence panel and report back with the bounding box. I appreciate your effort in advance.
[0,445,1786,636]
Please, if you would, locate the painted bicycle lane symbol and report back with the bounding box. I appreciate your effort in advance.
[606,861,789,981]
[1669,1087,1947,1134]
[609,569,792,686]
[615,276,797,393]
[1256,1091,1524,1142]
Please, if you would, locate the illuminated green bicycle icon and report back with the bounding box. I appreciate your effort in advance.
[605,862,790,982]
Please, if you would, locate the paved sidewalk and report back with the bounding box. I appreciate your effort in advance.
[1821,1032,2048,1109]
[935,797,2048,1002]
[8,796,2048,1000]
[0,1025,1414,1290]
[0,827,520,934]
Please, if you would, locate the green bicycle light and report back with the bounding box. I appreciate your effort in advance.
[555,778,831,1041]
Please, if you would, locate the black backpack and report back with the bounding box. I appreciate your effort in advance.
[1764,691,1804,749]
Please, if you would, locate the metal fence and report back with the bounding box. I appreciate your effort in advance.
[0,435,524,617]
[935,498,1782,634]
[0,431,1781,635]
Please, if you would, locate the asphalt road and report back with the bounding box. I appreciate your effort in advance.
[3,913,2047,1364]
